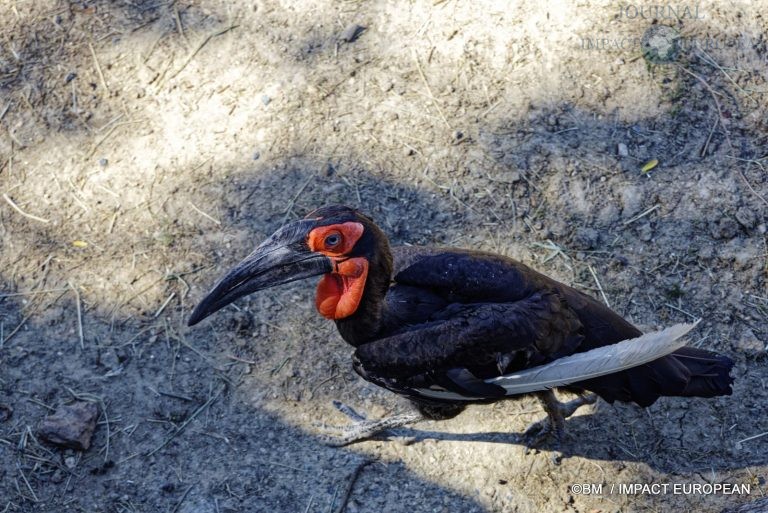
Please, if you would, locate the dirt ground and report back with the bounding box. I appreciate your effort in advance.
[1,1,767,512]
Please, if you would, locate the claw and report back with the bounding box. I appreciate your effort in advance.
[518,391,597,464]
[316,402,425,446]
[332,400,367,422]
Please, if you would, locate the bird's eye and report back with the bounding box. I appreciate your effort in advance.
[324,233,341,248]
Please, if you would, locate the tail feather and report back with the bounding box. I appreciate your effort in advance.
[575,347,734,407]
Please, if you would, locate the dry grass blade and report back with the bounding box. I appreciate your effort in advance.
[2,194,50,224]
[69,282,84,350]
[145,386,225,457]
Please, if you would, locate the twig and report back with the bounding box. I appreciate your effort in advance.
[69,282,84,349]
[281,176,314,226]
[309,373,338,400]
[679,65,768,210]
[154,292,176,318]
[101,402,111,463]
[149,387,194,402]
[724,157,768,208]
[413,51,451,130]
[166,24,239,83]
[2,306,40,347]
[0,287,69,299]
[663,303,698,320]
[88,42,110,94]
[16,464,39,502]
[677,65,732,151]
[2,194,50,224]
[145,386,224,457]
[171,485,195,513]
[588,265,610,308]
[188,201,221,226]
[737,431,768,445]
[85,120,142,159]
[622,204,660,226]
[334,460,372,513]
[303,495,315,513]
[174,6,189,46]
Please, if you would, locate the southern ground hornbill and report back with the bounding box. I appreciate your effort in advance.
[188,205,734,449]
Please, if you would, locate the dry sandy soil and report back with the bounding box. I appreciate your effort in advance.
[1,1,767,512]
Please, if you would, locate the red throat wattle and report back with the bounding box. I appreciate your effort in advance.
[315,257,369,320]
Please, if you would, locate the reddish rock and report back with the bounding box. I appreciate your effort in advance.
[38,401,99,451]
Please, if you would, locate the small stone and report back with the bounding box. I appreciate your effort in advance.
[620,186,644,218]
[404,147,415,156]
[697,245,714,261]
[735,206,757,229]
[497,170,521,183]
[98,158,108,167]
[227,310,253,337]
[100,349,121,371]
[710,217,740,240]
[261,94,271,106]
[733,329,765,356]
[64,456,78,469]
[38,401,99,451]
[617,143,629,157]
[637,222,653,242]
[0,404,12,422]
[340,24,365,43]
[573,227,599,250]
[65,72,77,84]
[253,151,261,161]
[452,129,464,141]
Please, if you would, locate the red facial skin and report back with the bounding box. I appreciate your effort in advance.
[307,222,368,320]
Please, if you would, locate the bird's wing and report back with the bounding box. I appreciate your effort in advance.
[390,246,549,304]
[354,289,583,384]
[390,245,642,349]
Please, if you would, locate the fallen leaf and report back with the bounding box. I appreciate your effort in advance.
[641,159,659,173]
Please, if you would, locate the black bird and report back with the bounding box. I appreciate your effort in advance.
[188,205,734,447]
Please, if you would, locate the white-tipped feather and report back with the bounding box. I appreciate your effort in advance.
[486,321,699,395]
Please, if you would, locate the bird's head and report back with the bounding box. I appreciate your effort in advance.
[187,205,390,326]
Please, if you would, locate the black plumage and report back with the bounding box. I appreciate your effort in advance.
[188,205,734,447]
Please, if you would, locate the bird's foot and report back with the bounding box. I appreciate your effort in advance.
[520,392,598,464]
[316,401,424,447]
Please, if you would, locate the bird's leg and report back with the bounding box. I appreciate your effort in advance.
[317,400,426,447]
[521,390,597,448]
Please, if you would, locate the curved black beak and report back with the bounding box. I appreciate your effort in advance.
[188,219,332,326]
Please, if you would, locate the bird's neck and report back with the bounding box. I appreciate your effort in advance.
[334,235,393,347]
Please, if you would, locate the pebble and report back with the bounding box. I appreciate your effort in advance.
[99,158,108,167]
[637,222,653,242]
[453,129,464,141]
[710,217,740,240]
[735,206,757,229]
[620,185,644,217]
[733,329,765,356]
[617,143,629,157]
[0,404,12,422]
[261,94,271,106]
[573,227,599,249]
[38,401,99,451]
